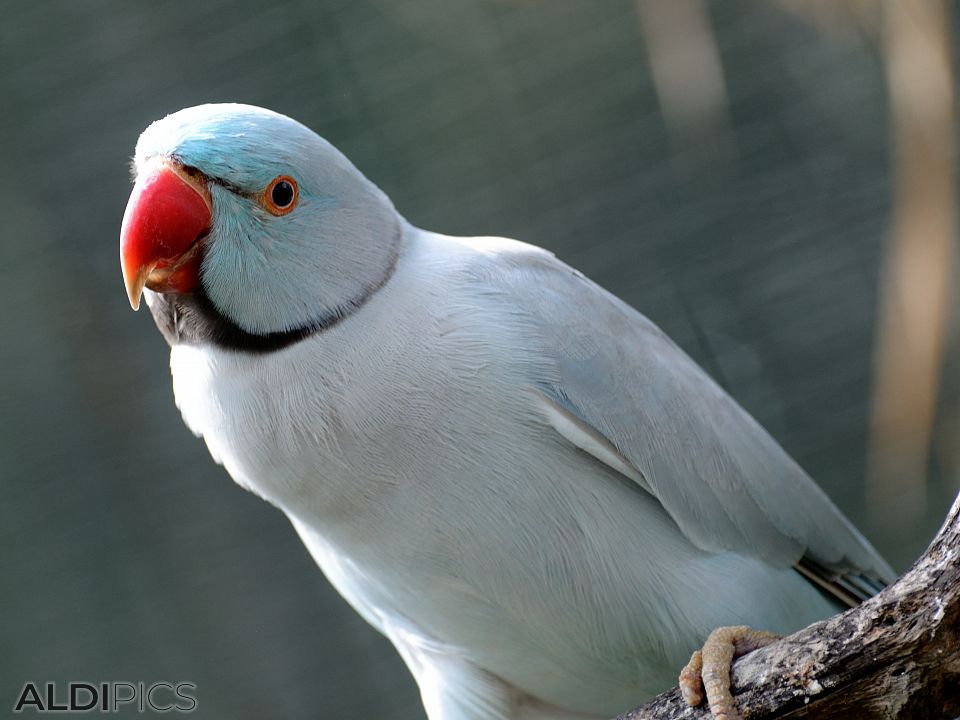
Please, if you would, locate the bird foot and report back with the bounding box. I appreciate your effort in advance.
[679,625,780,720]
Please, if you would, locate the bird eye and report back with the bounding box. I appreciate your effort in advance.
[262,175,299,215]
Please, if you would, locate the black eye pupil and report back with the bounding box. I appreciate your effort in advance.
[271,180,294,208]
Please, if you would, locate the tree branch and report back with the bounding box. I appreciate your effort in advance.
[616,491,960,719]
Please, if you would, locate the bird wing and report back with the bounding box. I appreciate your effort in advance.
[463,238,894,594]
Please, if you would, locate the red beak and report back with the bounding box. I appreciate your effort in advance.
[120,161,212,310]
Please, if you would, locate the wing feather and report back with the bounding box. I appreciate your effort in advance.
[466,240,894,592]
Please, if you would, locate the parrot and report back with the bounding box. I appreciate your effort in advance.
[119,104,894,720]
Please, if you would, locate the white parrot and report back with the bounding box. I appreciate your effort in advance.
[119,104,893,720]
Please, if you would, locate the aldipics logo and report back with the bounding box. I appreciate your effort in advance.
[12,682,197,714]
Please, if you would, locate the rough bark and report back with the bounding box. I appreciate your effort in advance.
[617,491,960,719]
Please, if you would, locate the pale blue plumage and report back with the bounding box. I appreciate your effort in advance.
[132,105,894,720]
[136,104,399,335]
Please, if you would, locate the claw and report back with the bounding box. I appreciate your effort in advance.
[679,625,780,720]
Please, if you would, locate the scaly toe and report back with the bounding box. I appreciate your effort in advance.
[679,625,780,720]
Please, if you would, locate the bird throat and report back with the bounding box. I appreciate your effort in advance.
[144,231,401,354]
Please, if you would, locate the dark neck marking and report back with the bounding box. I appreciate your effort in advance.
[147,227,401,354]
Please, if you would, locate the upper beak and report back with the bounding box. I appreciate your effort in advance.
[120,160,213,310]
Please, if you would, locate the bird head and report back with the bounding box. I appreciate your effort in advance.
[120,104,400,341]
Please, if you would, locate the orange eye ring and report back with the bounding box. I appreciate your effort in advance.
[262,175,299,216]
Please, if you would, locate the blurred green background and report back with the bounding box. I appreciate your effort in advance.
[1,1,957,718]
